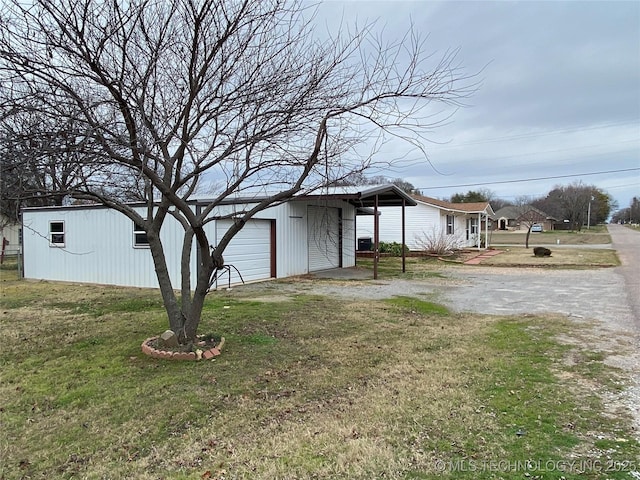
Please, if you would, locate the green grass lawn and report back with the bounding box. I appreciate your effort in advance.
[1,273,638,479]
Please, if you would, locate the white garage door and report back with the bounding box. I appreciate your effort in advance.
[308,206,340,272]
[215,219,273,286]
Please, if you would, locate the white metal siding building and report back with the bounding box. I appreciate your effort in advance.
[21,186,404,289]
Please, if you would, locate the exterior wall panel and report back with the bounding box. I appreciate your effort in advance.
[23,207,186,288]
[341,205,356,268]
[307,206,340,272]
[274,202,309,278]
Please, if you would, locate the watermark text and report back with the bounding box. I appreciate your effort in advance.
[434,458,637,474]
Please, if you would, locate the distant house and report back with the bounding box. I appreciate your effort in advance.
[356,194,494,251]
[21,185,415,288]
[0,214,21,256]
[492,205,556,231]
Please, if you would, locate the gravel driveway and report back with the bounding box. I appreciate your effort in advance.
[310,265,633,326]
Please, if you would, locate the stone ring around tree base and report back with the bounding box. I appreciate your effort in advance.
[141,336,225,361]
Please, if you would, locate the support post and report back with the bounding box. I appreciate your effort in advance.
[485,212,490,248]
[402,198,406,273]
[374,194,379,280]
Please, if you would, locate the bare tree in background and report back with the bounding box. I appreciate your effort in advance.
[612,197,640,224]
[332,172,420,194]
[538,183,615,230]
[511,196,547,249]
[1,109,108,222]
[0,0,476,342]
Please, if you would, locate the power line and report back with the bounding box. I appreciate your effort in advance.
[420,168,640,190]
[605,182,640,190]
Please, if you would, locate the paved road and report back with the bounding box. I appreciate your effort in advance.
[609,224,640,327]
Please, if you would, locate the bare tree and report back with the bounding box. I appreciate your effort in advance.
[1,109,106,221]
[537,183,616,229]
[333,172,420,194]
[546,182,601,231]
[612,197,640,224]
[511,196,548,249]
[0,0,476,343]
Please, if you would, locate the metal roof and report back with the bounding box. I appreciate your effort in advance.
[296,184,418,207]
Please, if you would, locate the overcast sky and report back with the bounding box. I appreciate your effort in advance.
[314,0,640,210]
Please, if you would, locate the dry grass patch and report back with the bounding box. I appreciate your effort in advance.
[479,247,619,267]
[490,230,611,245]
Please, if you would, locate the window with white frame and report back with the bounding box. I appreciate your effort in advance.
[49,221,65,247]
[133,222,149,247]
[470,217,478,235]
[446,215,455,235]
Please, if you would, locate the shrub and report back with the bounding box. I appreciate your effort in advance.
[378,241,409,256]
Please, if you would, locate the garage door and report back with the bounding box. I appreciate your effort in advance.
[308,206,340,272]
[214,219,274,286]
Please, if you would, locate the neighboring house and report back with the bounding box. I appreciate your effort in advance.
[0,213,21,256]
[356,194,494,251]
[21,185,414,289]
[492,206,556,231]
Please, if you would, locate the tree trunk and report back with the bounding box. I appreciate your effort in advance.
[180,228,195,321]
[180,234,217,341]
[525,227,531,249]
[147,231,186,337]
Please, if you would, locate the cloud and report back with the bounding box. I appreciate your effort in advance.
[314,0,640,207]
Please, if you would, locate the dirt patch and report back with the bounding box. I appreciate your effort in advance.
[247,295,295,303]
[557,323,640,441]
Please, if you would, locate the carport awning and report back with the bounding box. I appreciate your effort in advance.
[297,184,416,279]
[298,184,417,208]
